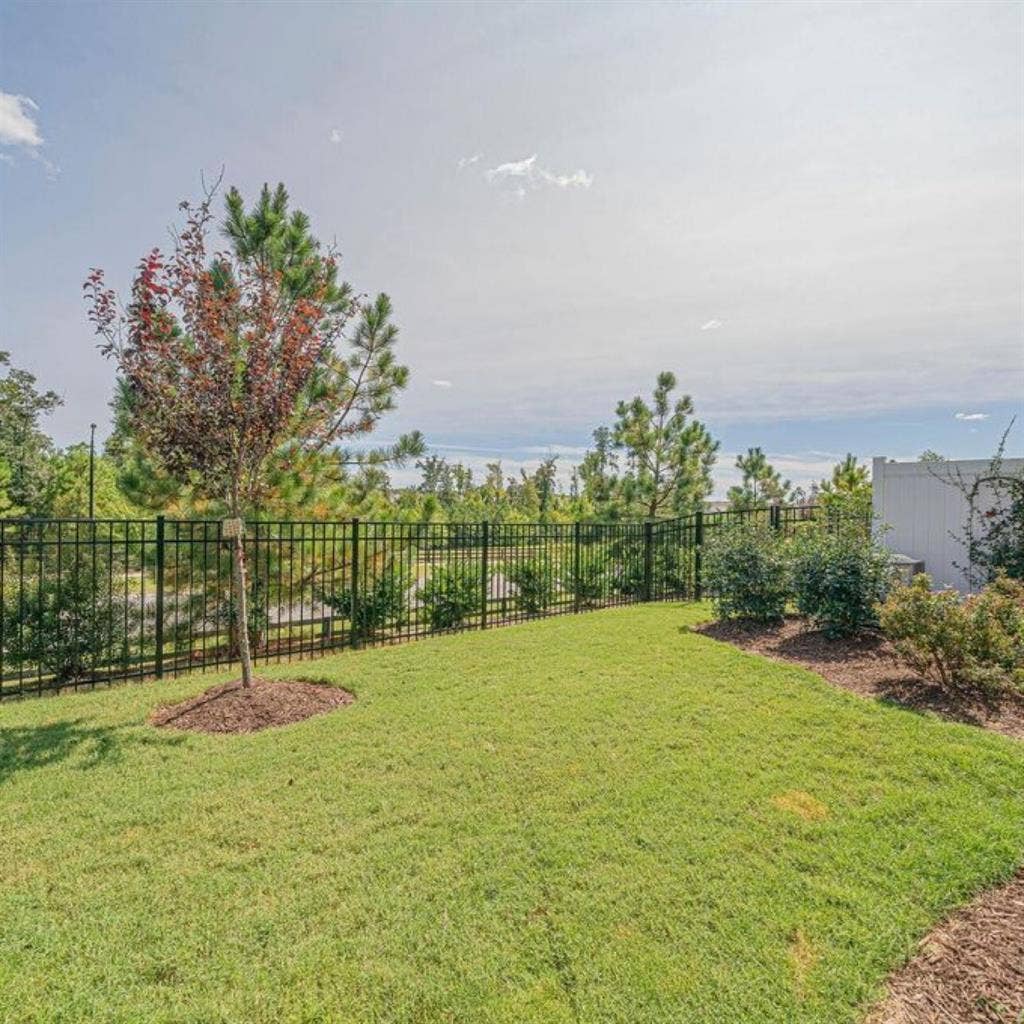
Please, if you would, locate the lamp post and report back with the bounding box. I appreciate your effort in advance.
[88,423,96,519]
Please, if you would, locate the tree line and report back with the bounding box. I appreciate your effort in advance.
[3,180,877,529]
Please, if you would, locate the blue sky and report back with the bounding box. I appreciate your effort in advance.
[1,1,1021,496]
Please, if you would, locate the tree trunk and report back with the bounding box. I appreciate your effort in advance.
[232,527,254,688]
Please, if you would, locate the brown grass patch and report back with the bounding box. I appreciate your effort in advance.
[772,789,829,821]
[788,927,818,997]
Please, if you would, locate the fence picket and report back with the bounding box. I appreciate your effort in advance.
[0,503,863,700]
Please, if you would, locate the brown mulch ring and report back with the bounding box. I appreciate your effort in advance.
[150,677,354,734]
[696,617,1024,742]
[866,870,1024,1024]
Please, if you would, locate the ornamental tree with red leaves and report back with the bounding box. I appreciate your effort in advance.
[85,182,410,687]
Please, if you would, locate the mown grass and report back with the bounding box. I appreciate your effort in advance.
[1,603,1022,1023]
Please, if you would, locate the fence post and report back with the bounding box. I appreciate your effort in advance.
[770,504,781,532]
[573,520,581,612]
[643,520,654,602]
[694,509,704,601]
[350,517,360,649]
[480,521,489,630]
[154,515,165,679]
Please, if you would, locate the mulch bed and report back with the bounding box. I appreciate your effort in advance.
[697,616,1024,1022]
[696,617,1024,742]
[150,678,354,734]
[866,870,1024,1024]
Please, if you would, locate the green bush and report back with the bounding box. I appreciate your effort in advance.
[653,543,690,594]
[562,555,609,609]
[791,527,892,637]
[612,543,691,598]
[2,556,139,682]
[878,574,1024,693]
[420,563,485,631]
[702,521,790,623]
[322,560,411,641]
[505,555,556,616]
[185,577,269,656]
[968,575,1024,686]
[612,551,646,598]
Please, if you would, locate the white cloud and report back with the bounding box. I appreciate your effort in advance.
[520,444,590,458]
[954,412,989,421]
[328,128,343,144]
[0,92,42,149]
[483,154,593,194]
[431,379,453,388]
[457,152,482,170]
[484,154,536,183]
[542,168,594,188]
[0,91,59,178]
[700,319,724,331]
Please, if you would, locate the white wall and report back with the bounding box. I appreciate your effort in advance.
[872,457,1024,592]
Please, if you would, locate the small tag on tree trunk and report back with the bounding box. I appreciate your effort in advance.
[221,517,244,539]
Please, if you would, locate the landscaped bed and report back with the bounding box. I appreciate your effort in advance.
[698,616,1024,741]
[1,602,1022,1023]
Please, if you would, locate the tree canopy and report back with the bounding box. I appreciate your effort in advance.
[727,447,790,510]
[85,181,417,683]
[574,372,718,520]
[0,350,62,515]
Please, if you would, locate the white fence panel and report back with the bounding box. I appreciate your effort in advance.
[872,457,1024,593]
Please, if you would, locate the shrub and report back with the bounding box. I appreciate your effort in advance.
[505,555,556,615]
[651,540,692,598]
[702,520,790,623]
[612,543,691,598]
[2,555,139,682]
[791,527,892,637]
[562,555,608,609]
[420,564,485,631]
[612,550,646,598]
[962,575,1024,689]
[878,574,1024,692]
[653,544,691,595]
[878,576,970,688]
[322,560,411,641]
[187,577,269,656]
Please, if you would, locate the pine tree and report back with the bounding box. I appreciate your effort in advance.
[728,447,790,509]
[86,181,416,687]
[101,183,422,519]
[586,372,717,520]
[821,453,870,495]
[818,453,872,519]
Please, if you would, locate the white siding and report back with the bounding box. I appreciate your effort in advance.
[872,457,1024,592]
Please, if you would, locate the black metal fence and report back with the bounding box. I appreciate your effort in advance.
[0,504,839,699]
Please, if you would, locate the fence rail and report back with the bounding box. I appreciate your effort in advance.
[0,504,843,699]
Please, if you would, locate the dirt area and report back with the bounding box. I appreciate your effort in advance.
[698,616,1024,1022]
[150,677,354,734]
[697,617,1024,742]
[866,870,1024,1024]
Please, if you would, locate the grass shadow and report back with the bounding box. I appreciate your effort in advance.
[0,717,184,784]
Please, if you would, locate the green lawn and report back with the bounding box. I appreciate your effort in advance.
[2,603,1022,1024]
